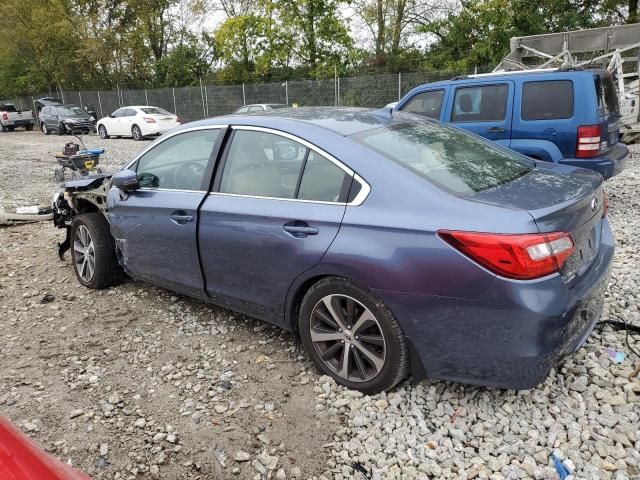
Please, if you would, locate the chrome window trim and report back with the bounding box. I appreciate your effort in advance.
[119,124,371,206]
[227,125,370,206]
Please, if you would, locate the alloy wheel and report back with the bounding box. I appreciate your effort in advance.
[42,123,47,134]
[132,125,141,140]
[310,294,386,382]
[99,125,107,139]
[74,225,96,282]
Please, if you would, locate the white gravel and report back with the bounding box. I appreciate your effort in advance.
[0,131,638,480]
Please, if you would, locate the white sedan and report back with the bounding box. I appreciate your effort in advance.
[97,106,180,140]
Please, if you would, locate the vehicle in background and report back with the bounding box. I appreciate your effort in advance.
[33,97,63,127]
[234,103,288,113]
[0,104,34,132]
[396,69,629,179]
[51,107,613,394]
[97,106,180,141]
[39,104,96,135]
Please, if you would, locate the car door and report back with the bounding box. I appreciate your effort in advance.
[45,107,56,130]
[122,108,136,136]
[107,127,223,297]
[198,127,353,325]
[109,108,126,135]
[446,82,513,147]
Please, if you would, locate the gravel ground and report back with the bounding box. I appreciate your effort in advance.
[0,131,639,480]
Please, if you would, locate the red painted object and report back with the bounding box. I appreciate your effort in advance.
[0,417,91,480]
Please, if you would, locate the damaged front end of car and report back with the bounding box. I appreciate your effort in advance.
[52,174,112,260]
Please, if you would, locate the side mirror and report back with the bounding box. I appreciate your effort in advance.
[109,114,115,118]
[112,169,139,192]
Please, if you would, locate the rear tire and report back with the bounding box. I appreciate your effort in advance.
[7,126,15,132]
[25,124,33,131]
[70,213,120,289]
[98,125,109,139]
[132,124,143,140]
[299,277,409,394]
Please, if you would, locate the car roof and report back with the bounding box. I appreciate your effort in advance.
[411,68,605,89]
[187,107,406,137]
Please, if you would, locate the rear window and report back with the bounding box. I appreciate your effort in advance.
[522,80,574,120]
[353,121,533,195]
[594,76,620,116]
[0,104,17,112]
[141,107,171,115]
[451,84,508,122]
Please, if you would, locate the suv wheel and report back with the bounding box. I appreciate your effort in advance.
[70,213,120,289]
[299,277,409,394]
[42,123,49,135]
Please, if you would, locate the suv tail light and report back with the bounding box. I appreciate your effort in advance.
[143,116,156,123]
[576,124,601,158]
[438,230,574,280]
[1,112,7,121]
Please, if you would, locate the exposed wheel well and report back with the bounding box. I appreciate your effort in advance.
[75,198,101,214]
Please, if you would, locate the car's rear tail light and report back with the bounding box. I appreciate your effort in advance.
[143,116,156,123]
[1,112,7,121]
[176,116,181,124]
[602,190,609,218]
[576,124,601,158]
[438,230,574,280]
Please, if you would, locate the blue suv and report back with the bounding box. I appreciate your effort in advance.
[396,69,629,179]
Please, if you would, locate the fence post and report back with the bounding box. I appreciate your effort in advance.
[337,76,340,107]
[59,84,65,104]
[398,72,402,101]
[204,85,209,117]
[97,91,103,118]
[144,89,149,106]
[79,91,83,109]
[285,81,289,106]
[199,78,206,119]
[172,88,177,114]
[242,83,246,105]
[334,66,337,106]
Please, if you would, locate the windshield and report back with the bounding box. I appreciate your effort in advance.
[141,107,172,115]
[353,120,534,195]
[58,106,85,116]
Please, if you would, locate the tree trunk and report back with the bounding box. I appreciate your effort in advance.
[375,0,385,56]
[391,0,406,56]
[629,0,638,23]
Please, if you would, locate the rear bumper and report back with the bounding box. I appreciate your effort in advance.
[375,219,615,390]
[140,123,177,136]
[559,144,629,179]
[1,119,34,127]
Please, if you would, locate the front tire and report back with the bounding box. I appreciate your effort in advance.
[41,123,49,135]
[299,277,409,394]
[70,213,119,289]
[98,125,109,139]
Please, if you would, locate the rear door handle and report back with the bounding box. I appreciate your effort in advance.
[170,211,194,225]
[486,127,506,133]
[283,223,319,237]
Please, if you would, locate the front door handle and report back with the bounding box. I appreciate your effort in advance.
[283,222,319,237]
[170,211,194,225]
[486,127,506,134]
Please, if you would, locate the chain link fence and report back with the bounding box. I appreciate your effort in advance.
[4,68,491,122]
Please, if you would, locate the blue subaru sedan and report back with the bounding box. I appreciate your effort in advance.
[52,108,614,393]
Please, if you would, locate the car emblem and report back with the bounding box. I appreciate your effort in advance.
[591,198,598,211]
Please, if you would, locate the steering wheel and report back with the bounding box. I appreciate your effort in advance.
[173,161,205,190]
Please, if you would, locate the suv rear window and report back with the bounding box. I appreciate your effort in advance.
[522,80,573,120]
[594,75,620,116]
[451,84,508,122]
[353,120,533,195]
[0,104,17,112]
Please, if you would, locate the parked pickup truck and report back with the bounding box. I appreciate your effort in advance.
[395,68,629,179]
[0,103,35,132]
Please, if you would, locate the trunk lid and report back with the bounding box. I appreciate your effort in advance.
[473,165,604,282]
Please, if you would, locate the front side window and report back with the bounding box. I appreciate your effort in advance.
[401,90,444,119]
[134,129,219,190]
[353,120,533,195]
[522,80,573,120]
[219,130,350,202]
[451,84,508,122]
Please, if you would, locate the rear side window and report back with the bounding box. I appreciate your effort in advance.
[297,151,350,202]
[522,80,573,120]
[451,84,508,122]
[401,90,444,119]
[353,121,533,195]
[0,104,17,112]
